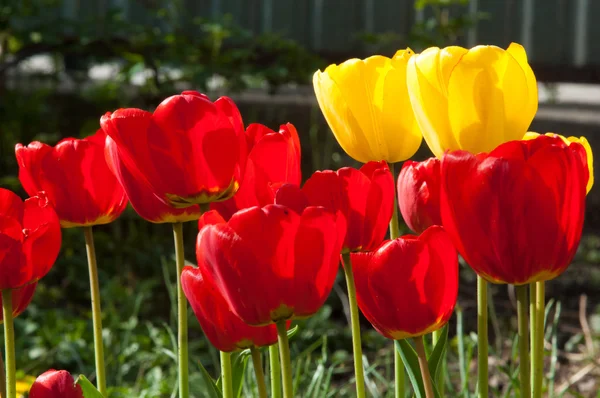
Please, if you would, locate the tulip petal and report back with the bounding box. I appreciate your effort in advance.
[447,45,531,153]
[407,46,467,157]
[0,188,25,223]
[105,136,200,223]
[313,69,375,163]
[506,42,538,120]
[22,195,62,285]
[293,207,340,317]
[181,266,279,352]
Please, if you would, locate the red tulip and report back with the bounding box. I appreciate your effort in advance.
[397,158,442,234]
[212,123,301,220]
[196,204,345,326]
[29,369,84,398]
[105,134,201,223]
[0,282,37,322]
[101,91,247,209]
[275,161,394,252]
[0,189,61,290]
[440,135,587,285]
[15,130,128,228]
[351,226,458,339]
[181,265,279,352]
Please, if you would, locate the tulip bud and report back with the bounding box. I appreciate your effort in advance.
[397,158,442,234]
[29,370,84,398]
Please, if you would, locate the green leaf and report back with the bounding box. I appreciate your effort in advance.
[395,340,426,398]
[231,350,251,398]
[75,375,104,398]
[428,325,449,382]
[287,324,300,340]
[395,339,442,398]
[197,360,222,398]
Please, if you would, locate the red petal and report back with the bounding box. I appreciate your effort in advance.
[151,93,241,203]
[336,167,371,251]
[397,158,442,234]
[274,184,308,214]
[29,369,84,398]
[21,194,61,286]
[105,136,200,223]
[292,206,341,317]
[361,161,395,250]
[198,210,226,230]
[0,188,24,223]
[15,142,52,206]
[181,265,278,352]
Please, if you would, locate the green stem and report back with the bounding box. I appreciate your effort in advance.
[432,329,445,397]
[276,321,293,398]
[516,285,530,398]
[414,337,435,398]
[532,281,545,398]
[341,252,366,398]
[251,347,268,398]
[477,276,488,398]
[172,222,189,398]
[1,290,15,398]
[83,226,107,396]
[529,281,537,388]
[220,351,233,398]
[269,344,281,398]
[388,162,405,398]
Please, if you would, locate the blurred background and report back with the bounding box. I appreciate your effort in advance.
[1,0,599,397]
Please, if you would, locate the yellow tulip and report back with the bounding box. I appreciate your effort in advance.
[313,49,423,163]
[407,43,538,158]
[524,132,594,193]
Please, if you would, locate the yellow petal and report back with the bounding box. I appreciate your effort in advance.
[407,46,467,157]
[523,131,540,140]
[313,67,375,163]
[447,45,530,154]
[382,50,422,162]
[507,43,538,121]
[314,54,422,163]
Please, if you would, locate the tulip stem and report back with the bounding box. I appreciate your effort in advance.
[414,337,435,398]
[432,329,445,397]
[172,222,189,398]
[477,276,488,398]
[530,282,537,387]
[516,285,530,397]
[1,291,15,398]
[341,252,366,398]
[269,344,282,398]
[220,351,233,398]
[251,347,268,398]
[83,226,107,396]
[276,321,293,398]
[532,281,545,398]
[388,162,405,398]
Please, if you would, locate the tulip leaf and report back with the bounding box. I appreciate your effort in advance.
[428,325,449,383]
[287,324,299,340]
[232,350,251,398]
[197,360,223,398]
[395,339,442,398]
[75,375,104,398]
[395,339,426,398]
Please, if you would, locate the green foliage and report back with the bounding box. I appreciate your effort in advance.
[76,375,104,398]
